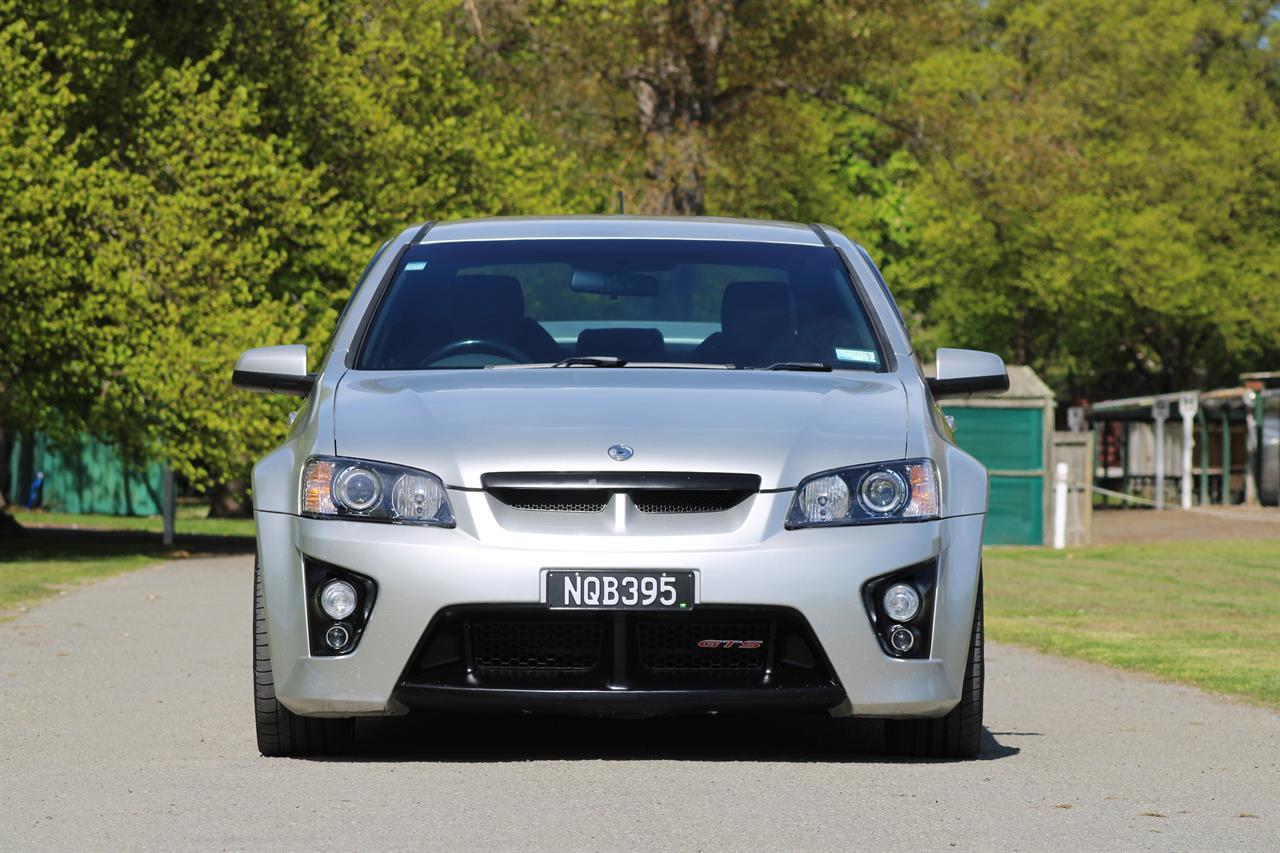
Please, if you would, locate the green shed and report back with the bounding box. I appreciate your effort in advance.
[941,366,1055,545]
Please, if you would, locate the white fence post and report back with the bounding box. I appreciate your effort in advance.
[1152,399,1169,509]
[1053,462,1069,550]
[1178,392,1197,510]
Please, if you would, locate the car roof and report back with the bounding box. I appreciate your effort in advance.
[418,215,828,246]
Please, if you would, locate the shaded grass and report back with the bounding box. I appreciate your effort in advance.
[984,539,1280,710]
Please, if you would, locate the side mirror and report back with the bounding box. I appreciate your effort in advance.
[232,345,314,396]
[927,348,1009,399]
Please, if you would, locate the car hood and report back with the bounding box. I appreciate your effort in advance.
[333,369,908,490]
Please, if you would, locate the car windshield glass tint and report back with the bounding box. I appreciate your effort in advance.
[357,239,884,371]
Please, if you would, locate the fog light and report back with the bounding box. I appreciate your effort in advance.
[319,580,357,620]
[325,624,351,651]
[889,625,916,654]
[883,583,921,622]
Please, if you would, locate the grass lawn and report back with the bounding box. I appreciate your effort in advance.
[0,545,165,613]
[13,507,255,538]
[1,509,254,615]
[984,539,1280,710]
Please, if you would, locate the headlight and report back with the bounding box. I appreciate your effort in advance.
[787,459,939,528]
[301,456,454,526]
[333,466,382,513]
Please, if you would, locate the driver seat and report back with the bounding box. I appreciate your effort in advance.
[434,275,560,362]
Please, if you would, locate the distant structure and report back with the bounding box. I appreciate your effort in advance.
[1079,371,1279,509]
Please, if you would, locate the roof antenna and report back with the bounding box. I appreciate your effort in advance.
[615,191,625,215]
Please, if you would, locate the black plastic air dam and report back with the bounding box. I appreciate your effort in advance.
[391,684,847,718]
[393,604,845,718]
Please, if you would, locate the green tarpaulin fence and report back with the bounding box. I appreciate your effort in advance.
[7,433,164,516]
[942,365,1056,546]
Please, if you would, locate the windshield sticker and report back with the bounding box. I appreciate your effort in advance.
[404,261,427,271]
[835,348,878,364]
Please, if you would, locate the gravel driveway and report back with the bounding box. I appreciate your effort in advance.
[2,556,1276,851]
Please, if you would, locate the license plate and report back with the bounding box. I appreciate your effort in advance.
[546,570,695,610]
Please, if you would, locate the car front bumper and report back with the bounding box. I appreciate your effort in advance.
[255,500,985,719]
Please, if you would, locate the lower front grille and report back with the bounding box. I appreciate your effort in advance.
[637,621,768,670]
[471,621,603,671]
[399,606,837,698]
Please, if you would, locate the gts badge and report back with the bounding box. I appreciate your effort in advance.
[697,639,764,650]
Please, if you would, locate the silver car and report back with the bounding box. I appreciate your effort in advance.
[234,216,1007,758]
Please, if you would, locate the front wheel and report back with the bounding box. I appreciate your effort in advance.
[883,575,984,759]
[253,563,355,756]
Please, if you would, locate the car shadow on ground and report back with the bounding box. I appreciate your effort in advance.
[313,713,1020,764]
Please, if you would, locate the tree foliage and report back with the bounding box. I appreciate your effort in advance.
[895,0,1280,397]
[0,0,1277,512]
[0,0,580,498]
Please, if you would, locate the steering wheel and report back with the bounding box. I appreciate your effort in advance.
[417,338,533,368]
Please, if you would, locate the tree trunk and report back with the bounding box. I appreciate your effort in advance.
[0,427,25,537]
[208,479,253,518]
[630,0,733,216]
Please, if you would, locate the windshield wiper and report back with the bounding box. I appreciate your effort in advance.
[553,355,628,368]
[757,362,833,372]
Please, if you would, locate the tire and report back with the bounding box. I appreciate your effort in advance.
[883,574,984,759]
[253,562,355,757]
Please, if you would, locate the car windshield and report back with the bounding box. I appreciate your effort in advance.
[356,239,884,371]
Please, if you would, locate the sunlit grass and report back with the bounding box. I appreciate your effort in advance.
[984,539,1280,709]
[2,508,254,615]
[13,507,255,538]
[0,548,161,612]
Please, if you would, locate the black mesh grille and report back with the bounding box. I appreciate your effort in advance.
[637,621,768,671]
[631,489,748,514]
[471,621,603,671]
[496,489,609,512]
[483,473,759,515]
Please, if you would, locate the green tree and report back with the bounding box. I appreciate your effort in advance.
[0,1,583,523]
[0,13,137,525]
[895,0,1280,396]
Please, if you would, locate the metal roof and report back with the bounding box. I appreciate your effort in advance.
[419,215,828,246]
[1085,384,1269,419]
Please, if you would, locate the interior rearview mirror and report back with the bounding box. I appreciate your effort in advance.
[232,345,314,396]
[570,269,659,297]
[927,348,1009,399]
